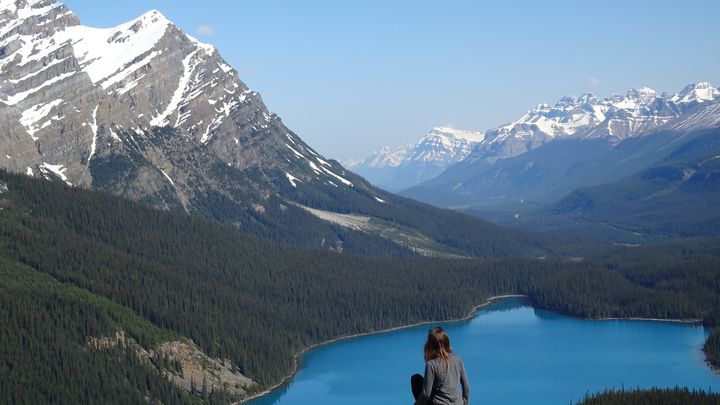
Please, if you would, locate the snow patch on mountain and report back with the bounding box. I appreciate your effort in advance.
[2,72,77,105]
[39,162,70,185]
[431,127,485,143]
[57,10,170,86]
[20,98,63,139]
[285,172,301,187]
[87,105,99,165]
[152,49,200,127]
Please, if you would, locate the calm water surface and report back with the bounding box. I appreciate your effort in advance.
[248,298,718,405]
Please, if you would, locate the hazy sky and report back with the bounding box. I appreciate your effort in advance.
[61,0,720,163]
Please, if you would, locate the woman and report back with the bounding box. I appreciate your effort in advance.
[411,327,470,405]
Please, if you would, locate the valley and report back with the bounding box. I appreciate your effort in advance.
[0,1,719,404]
[2,170,720,403]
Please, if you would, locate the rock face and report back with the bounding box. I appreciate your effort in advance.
[0,1,554,258]
[0,0,380,249]
[88,329,254,398]
[352,127,484,191]
[0,0,335,186]
[156,340,255,397]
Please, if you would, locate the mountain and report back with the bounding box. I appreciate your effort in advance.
[404,83,720,209]
[0,0,550,258]
[550,126,720,239]
[351,127,484,191]
[468,83,719,165]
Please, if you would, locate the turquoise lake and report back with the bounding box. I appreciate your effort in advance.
[248,298,719,404]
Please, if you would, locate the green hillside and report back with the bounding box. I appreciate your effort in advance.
[2,170,720,403]
[553,128,720,239]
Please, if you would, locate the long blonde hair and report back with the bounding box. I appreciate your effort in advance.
[424,327,452,370]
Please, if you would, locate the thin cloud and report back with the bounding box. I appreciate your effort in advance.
[196,25,215,36]
[587,77,600,87]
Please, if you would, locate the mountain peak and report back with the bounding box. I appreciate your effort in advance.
[52,10,172,86]
[1,0,385,242]
[671,81,720,105]
[530,103,551,113]
[354,126,484,189]
[142,9,166,19]
[130,9,172,31]
[626,86,657,99]
[361,144,410,168]
[578,93,597,103]
[125,9,172,32]
[430,127,485,143]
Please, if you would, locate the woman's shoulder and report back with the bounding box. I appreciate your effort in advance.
[426,354,463,368]
[450,353,465,365]
[428,353,462,361]
[426,357,442,369]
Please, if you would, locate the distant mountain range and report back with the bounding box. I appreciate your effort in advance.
[355,83,719,194]
[400,82,720,210]
[351,127,484,191]
[0,0,551,258]
[466,82,719,165]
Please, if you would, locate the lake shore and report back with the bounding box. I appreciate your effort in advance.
[237,294,525,404]
[237,295,708,404]
[592,317,703,324]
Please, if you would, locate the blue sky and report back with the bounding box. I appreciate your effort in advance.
[62,0,720,162]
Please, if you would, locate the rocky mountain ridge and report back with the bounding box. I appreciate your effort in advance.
[470,82,719,164]
[0,0,354,190]
[0,0,546,258]
[0,0,393,251]
[355,82,719,192]
[351,126,484,191]
[403,87,720,209]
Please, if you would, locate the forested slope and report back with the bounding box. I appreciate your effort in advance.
[575,387,720,405]
[0,257,237,405]
[553,127,720,239]
[1,170,719,403]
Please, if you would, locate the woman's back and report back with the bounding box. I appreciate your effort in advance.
[424,354,469,405]
[412,327,470,405]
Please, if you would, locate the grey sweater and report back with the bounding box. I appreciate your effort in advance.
[414,354,470,405]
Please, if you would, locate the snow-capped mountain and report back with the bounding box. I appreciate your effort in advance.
[0,0,375,250]
[358,83,719,192]
[360,144,412,170]
[352,127,484,191]
[404,82,720,208]
[0,0,352,187]
[405,127,485,163]
[671,82,720,106]
[0,0,537,257]
[469,82,720,164]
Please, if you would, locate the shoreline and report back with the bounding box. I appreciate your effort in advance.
[591,317,703,324]
[237,294,525,404]
[237,295,707,403]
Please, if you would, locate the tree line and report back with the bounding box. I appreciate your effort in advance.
[0,170,719,403]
